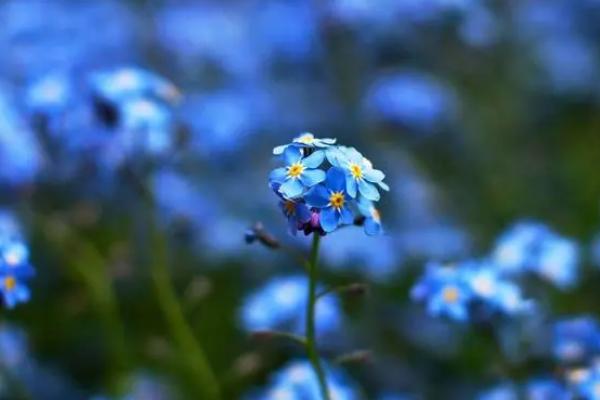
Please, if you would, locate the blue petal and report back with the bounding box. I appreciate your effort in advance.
[364,218,381,236]
[325,148,341,166]
[279,179,304,199]
[302,150,325,168]
[377,181,390,191]
[363,168,385,183]
[300,169,326,187]
[305,185,330,208]
[320,138,336,144]
[269,167,288,184]
[283,147,302,165]
[320,208,339,233]
[339,207,354,225]
[273,144,287,155]
[326,167,346,192]
[358,180,380,201]
[346,175,357,198]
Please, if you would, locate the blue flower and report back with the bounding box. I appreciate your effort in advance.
[270,147,326,199]
[90,67,180,107]
[569,362,600,400]
[411,262,473,322]
[412,260,533,322]
[330,146,389,201]
[0,212,35,310]
[258,360,358,400]
[280,199,312,235]
[525,378,570,400]
[552,316,600,364]
[358,198,383,235]
[273,132,336,156]
[240,276,342,338]
[305,167,355,233]
[491,221,580,289]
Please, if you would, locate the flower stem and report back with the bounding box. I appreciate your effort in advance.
[305,233,331,400]
[149,216,221,400]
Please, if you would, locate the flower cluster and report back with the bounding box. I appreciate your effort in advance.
[0,213,34,309]
[492,221,580,289]
[411,260,533,323]
[269,133,389,236]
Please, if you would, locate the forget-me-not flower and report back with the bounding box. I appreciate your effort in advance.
[330,146,389,201]
[305,167,355,233]
[270,147,326,199]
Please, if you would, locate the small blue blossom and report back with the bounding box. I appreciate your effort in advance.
[0,212,35,310]
[257,360,359,400]
[329,146,389,201]
[569,361,600,400]
[552,316,600,364]
[273,132,336,156]
[525,378,570,400]
[90,67,180,107]
[365,71,456,133]
[279,198,312,235]
[492,221,580,289]
[270,147,326,199]
[305,167,355,233]
[412,260,533,323]
[240,276,342,338]
[411,262,473,322]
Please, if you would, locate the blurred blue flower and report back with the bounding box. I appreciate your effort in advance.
[270,147,326,199]
[365,71,456,133]
[459,4,499,48]
[411,262,473,322]
[525,378,570,400]
[254,0,319,63]
[412,260,532,323]
[257,360,359,400]
[90,67,179,107]
[478,383,518,400]
[592,234,600,268]
[25,73,73,117]
[240,276,342,338]
[552,316,600,364]
[329,146,389,201]
[0,88,43,186]
[569,361,600,400]
[305,167,355,233]
[0,211,35,310]
[491,221,580,289]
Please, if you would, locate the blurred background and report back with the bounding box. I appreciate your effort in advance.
[1,0,600,398]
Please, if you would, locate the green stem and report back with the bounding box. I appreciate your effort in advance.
[149,217,221,400]
[305,233,330,400]
[40,219,129,383]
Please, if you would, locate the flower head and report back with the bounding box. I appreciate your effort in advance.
[268,134,389,236]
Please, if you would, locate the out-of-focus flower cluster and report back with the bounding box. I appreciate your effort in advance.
[269,133,389,236]
[0,212,34,309]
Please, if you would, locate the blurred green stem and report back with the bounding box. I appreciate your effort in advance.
[148,215,221,400]
[305,233,330,400]
[42,220,129,385]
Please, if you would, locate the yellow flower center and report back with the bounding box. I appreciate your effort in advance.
[284,201,296,216]
[442,286,459,303]
[349,163,363,180]
[287,162,305,179]
[4,276,16,291]
[329,192,345,210]
[297,134,314,144]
